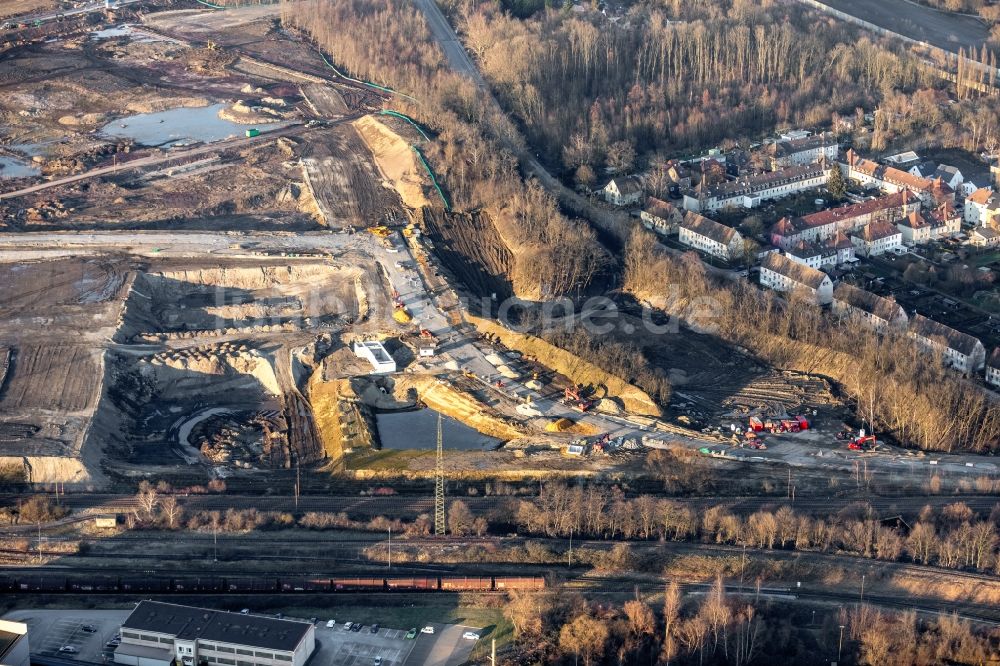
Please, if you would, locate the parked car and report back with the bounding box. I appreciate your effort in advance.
[240,609,250,615]
[373,658,382,666]
[326,620,336,628]
[370,624,379,634]
[421,626,435,635]
[58,646,79,654]
[405,628,417,639]
[462,632,481,641]
[342,623,354,632]
[81,625,97,633]
[351,624,362,632]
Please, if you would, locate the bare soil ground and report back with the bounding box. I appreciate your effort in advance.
[0,0,55,19]
[419,207,514,300]
[0,345,100,411]
[300,125,401,228]
[353,115,430,209]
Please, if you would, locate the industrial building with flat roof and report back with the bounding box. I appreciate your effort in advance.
[0,619,29,666]
[115,601,315,666]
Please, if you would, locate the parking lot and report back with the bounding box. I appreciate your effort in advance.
[4,608,130,664]
[3,609,479,666]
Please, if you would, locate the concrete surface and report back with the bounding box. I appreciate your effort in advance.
[398,624,475,666]
[813,0,990,54]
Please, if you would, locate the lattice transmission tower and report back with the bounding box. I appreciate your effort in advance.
[434,414,446,536]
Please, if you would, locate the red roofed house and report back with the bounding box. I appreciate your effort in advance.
[926,203,961,239]
[769,192,917,250]
[965,188,1000,226]
[851,220,902,256]
[845,149,936,205]
[896,210,932,245]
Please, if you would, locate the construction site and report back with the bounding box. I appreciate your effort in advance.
[1,0,997,497]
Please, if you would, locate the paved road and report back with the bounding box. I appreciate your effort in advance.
[14,0,142,25]
[805,0,990,54]
[410,0,630,243]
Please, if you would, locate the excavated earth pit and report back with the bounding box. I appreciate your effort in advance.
[116,263,361,342]
[92,342,286,467]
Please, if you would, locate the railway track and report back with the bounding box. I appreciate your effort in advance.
[4,492,997,517]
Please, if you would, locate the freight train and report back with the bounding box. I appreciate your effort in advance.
[0,574,545,594]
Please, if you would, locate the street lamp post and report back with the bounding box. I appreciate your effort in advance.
[838,624,845,664]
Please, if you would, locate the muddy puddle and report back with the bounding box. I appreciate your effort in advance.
[376,409,502,451]
[0,156,40,179]
[98,104,277,147]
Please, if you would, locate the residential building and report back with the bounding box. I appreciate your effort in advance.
[683,163,829,212]
[928,177,956,206]
[851,220,903,256]
[0,620,29,666]
[640,196,683,235]
[965,188,1000,226]
[602,176,643,206]
[926,203,962,239]
[909,314,985,374]
[832,283,907,332]
[909,162,963,191]
[769,191,917,249]
[845,150,937,204]
[115,601,315,666]
[885,150,921,167]
[759,253,833,304]
[896,210,932,245]
[783,231,855,269]
[768,131,838,169]
[678,211,744,260]
[970,226,1000,247]
[986,348,1000,387]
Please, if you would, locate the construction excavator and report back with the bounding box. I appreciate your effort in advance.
[847,435,877,452]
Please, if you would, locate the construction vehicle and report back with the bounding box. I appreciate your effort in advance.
[847,435,877,452]
[369,225,392,238]
[563,385,594,413]
[392,299,411,324]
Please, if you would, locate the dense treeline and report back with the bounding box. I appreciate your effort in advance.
[501,582,1000,665]
[624,228,1000,452]
[278,0,611,298]
[515,481,1000,574]
[454,0,925,179]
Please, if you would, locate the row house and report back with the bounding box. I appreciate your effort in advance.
[965,188,1000,226]
[925,203,962,239]
[640,196,683,235]
[831,283,908,332]
[678,211,744,261]
[986,348,1000,388]
[896,210,933,245]
[768,132,839,169]
[845,150,937,205]
[909,313,986,374]
[769,191,918,249]
[759,253,834,305]
[783,232,855,268]
[683,164,829,213]
[970,226,1000,247]
[851,220,903,256]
